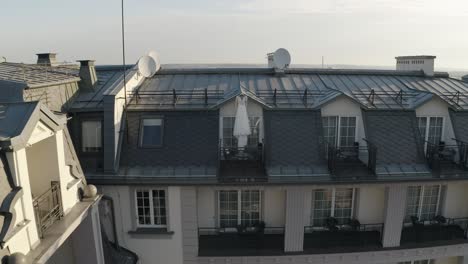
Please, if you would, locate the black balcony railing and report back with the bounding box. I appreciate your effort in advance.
[401,217,468,245]
[198,226,285,256]
[304,222,383,251]
[218,142,267,182]
[33,181,63,238]
[425,140,468,176]
[325,139,377,178]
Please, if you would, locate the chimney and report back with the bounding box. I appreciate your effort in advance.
[77,60,98,91]
[395,55,436,76]
[36,53,58,66]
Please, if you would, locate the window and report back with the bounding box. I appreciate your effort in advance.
[218,190,261,227]
[405,185,441,222]
[135,189,167,227]
[81,120,102,152]
[311,188,355,226]
[139,118,163,147]
[222,117,261,147]
[322,116,357,147]
[417,117,444,145]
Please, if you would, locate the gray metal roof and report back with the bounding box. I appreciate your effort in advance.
[0,102,39,141]
[0,62,80,88]
[125,66,468,111]
[70,65,135,111]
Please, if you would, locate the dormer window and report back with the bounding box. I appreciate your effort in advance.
[81,120,102,152]
[139,118,163,147]
[417,117,443,145]
[322,116,357,147]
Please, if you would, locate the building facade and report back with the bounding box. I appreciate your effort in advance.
[5,53,468,264]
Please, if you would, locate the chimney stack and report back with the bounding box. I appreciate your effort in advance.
[77,60,98,91]
[36,53,58,66]
[395,55,436,76]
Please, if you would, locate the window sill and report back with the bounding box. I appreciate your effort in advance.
[128,228,174,236]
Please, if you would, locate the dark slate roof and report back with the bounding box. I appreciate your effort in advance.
[362,110,430,177]
[0,102,38,141]
[70,65,135,111]
[449,110,468,143]
[264,110,329,178]
[0,62,80,88]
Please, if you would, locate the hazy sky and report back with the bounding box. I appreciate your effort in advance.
[2,0,468,69]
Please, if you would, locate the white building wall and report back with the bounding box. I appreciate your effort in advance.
[356,185,386,224]
[442,182,468,218]
[100,185,184,264]
[264,188,286,227]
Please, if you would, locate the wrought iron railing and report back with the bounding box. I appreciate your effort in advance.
[33,181,63,238]
[304,223,384,248]
[220,143,263,161]
[425,140,468,173]
[305,223,384,234]
[325,139,377,174]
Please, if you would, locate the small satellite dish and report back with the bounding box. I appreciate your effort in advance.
[273,48,291,69]
[138,55,157,78]
[147,50,161,72]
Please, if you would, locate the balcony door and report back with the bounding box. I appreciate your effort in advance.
[221,117,262,147]
[218,190,262,228]
[322,116,357,148]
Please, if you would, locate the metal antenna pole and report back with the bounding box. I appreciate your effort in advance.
[121,0,127,104]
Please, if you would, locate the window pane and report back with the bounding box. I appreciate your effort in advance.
[428,117,443,145]
[405,186,421,222]
[339,117,356,147]
[417,117,427,141]
[420,185,440,221]
[141,119,163,146]
[82,120,102,152]
[312,189,332,226]
[241,190,261,226]
[334,188,354,225]
[152,190,167,226]
[322,116,338,146]
[219,190,238,227]
[136,190,151,225]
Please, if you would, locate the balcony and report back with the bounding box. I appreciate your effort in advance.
[218,143,267,182]
[326,140,377,180]
[304,221,383,253]
[198,226,285,256]
[401,217,468,246]
[426,140,468,177]
[33,181,64,238]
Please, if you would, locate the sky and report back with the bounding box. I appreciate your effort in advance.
[2,0,468,70]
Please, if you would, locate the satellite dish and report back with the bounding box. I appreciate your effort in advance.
[273,48,291,69]
[147,50,161,72]
[138,55,157,78]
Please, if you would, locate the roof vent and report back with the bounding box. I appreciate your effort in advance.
[267,48,291,73]
[77,60,98,91]
[395,55,436,76]
[36,53,58,66]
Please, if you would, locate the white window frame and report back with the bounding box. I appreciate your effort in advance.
[322,116,358,147]
[311,188,356,227]
[217,190,263,227]
[416,116,445,148]
[405,185,442,222]
[134,189,168,228]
